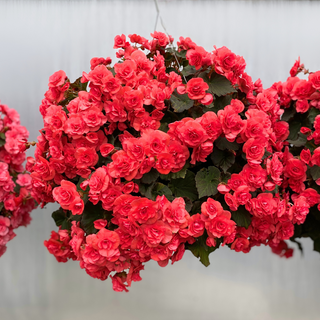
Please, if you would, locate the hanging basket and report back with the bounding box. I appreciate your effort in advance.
[0,103,36,257]
[30,32,320,292]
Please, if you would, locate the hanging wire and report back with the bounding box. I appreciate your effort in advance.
[153,0,187,83]
[154,0,160,32]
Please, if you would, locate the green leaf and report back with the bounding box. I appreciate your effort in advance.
[281,107,295,122]
[299,213,320,240]
[290,238,304,256]
[181,65,196,77]
[81,201,104,235]
[14,183,21,194]
[204,102,214,109]
[170,92,194,113]
[145,184,154,200]
[137,182,147,196]
[292,224,302,238]
[231,206,252,229]
[287,132,307,147]
[211,148,235,173]
[166,67,180,76]
[305,141,317,153]
[200,72,236,97]
[0,132,5,140]
[159,174,170,181]
[221,172,231,184]
[215,137,240,151]
[51,208,66,227]
[211,95,232,113]
[70,76,88,92]
[176,50,187,59]
[288,121,301,140]
[0,202,3,212]
[170,163,190,179]
[169,170,198,201]
[191,200,202,216]
[167,48,187,59]
[151,183,173,201]
[186,236,217,267]
[76,177,89,204]
[262,150,273,160]
[141,168,160,185]
[70,214,82,222]
[188,105,204,119]
[310,205,320,222]
[184,198,193,213]
[159,110,180,124]
[195,166,220,198]
[308,107,320,124]
[159,122,169,133]
[313,238,320,253]
[0,139,5,147]
[310,165,320,181]
[61,219,71,230]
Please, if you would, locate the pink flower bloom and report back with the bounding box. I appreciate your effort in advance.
[217,100,246,142]
[0,216,10,236]
[48,70,67,87]
[186,78,209,100]
[52,180,81,212]
[141,221,172,247]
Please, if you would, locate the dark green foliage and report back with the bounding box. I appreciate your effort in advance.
[170,92,194,113]
[195,166,220,198]
[215,137,240,151]
[200,72,236,97]
[52,208,66,227]
[169,170,198,201]
[231,206,252,229]
[81,202,104,235]
[211,148,235,173]
[186,235,218,267]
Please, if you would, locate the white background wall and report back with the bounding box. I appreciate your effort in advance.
[0,1,320,320]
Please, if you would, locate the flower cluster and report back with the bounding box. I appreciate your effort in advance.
[0,103,35,257]
[31,33,320,292]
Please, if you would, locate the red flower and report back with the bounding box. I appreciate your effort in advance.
[198,111,222,141]
[175,119,208,148]
[309,71,320,90]
[32,156,55,181]
[250,193,278,218]
[141,221,172,247]
[75,147,99,169]
[129,198,158,224]
[187,214,205,237]
[218,100,246,142]
[108,150,140,181]
[284,158,307,181]
[48,70,67,87]
[155,153,175,174]
[186,78,209,100]
[231,237,250,253]
[205,210,236,238]
[89,167,109,194]
[96,228,120,261]
[201,198,223,220]
[52,180,81,213]
[243,137,267,166]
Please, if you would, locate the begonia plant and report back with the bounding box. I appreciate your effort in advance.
[0,103,35,257]
[29,32,320,292]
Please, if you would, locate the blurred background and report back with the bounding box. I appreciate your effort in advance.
[0,1,320,319]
